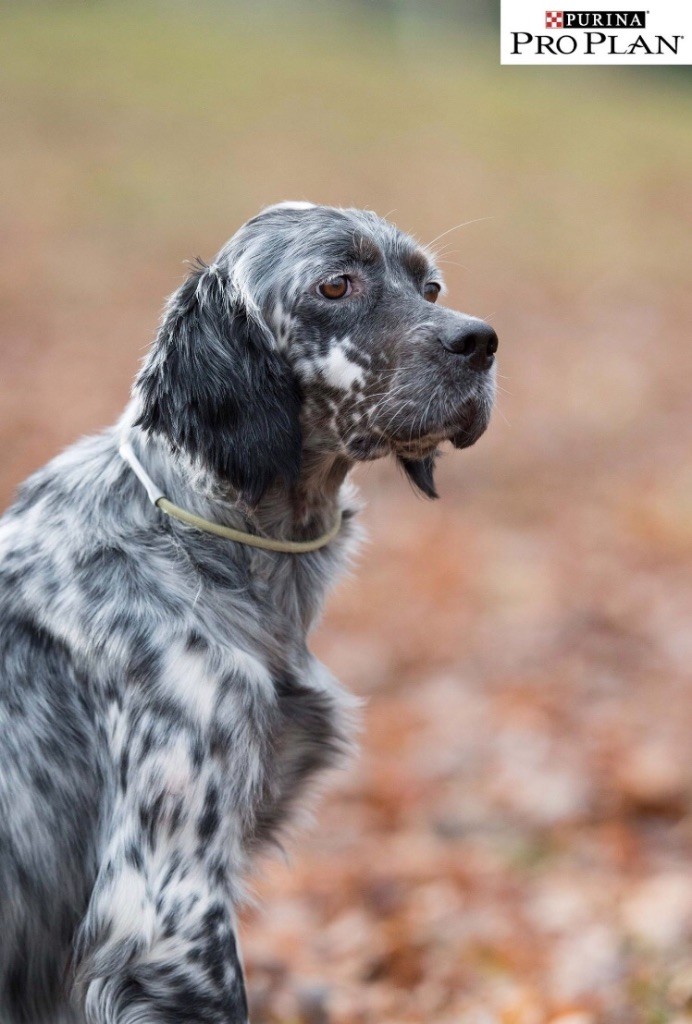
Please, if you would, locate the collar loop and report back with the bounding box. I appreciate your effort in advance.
[118,440,341,554]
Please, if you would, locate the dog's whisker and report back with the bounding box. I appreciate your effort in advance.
[426,215,495,250]
[436,259,469,271]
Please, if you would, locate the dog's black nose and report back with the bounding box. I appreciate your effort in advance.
[441,320,498,371]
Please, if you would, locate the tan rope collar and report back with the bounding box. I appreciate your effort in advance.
[118,440,342,554]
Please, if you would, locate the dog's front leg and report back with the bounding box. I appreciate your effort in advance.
[72,691,272,1024]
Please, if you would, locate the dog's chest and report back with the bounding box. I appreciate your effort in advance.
[156,633,349,845]
[122,521,358,845]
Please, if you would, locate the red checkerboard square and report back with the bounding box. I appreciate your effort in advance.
[545,10,564,27]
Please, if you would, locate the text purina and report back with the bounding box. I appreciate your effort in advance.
[557,10,647,28]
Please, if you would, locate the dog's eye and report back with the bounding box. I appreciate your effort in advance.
[424,282,441,303]
[318,275,351,300]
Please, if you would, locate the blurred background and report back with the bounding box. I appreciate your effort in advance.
[1,3,691,1021]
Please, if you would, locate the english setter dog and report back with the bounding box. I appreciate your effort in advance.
[0,202,497,1024]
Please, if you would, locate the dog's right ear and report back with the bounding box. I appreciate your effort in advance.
[135,260,302,504]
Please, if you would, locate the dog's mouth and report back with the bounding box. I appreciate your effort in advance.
[447,396,493,450]
[347,389,493,461]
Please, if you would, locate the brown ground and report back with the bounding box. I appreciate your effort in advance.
[1,5,691,1022]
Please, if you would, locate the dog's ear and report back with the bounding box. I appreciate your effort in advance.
[398,452,439,499]
[135,260,302,504]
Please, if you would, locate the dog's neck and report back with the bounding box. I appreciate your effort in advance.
[254,447,351,541]
[119,408,360,636]
[120,405,353,548]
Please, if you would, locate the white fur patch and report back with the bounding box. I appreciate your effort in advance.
[227,647,274,696]
[164,646,218,727]
[319,345,364,390]
[270,200,315,211]
[107,865,155,945]
[271,302,294,351]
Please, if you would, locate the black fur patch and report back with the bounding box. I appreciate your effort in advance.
[136,262,303,504]
[398,453,439,499]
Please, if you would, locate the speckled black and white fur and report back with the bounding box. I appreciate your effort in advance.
[0,202,496,1024]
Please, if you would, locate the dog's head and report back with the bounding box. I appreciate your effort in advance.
[136,202,497,503]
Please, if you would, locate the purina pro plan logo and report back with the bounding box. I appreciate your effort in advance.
[501,0,692,63]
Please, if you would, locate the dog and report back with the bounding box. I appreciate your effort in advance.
[0,202,497,1024]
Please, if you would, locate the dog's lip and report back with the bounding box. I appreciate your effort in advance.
[449,403,491,449]
[386,404,489,451]
[363,387,492,457]
[450,424,487,449]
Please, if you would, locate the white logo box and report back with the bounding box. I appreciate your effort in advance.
[501,0,692,64]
